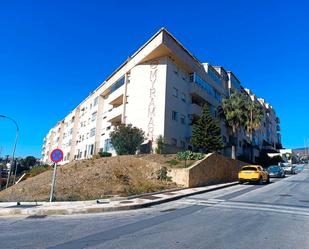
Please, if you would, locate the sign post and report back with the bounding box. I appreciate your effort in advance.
[49,148,63,202]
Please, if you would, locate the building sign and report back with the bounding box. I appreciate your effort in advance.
[148,60,159,140]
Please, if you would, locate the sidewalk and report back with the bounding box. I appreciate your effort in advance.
[0,182,237,217]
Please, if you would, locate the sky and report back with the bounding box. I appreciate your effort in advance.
[0,0,309,158]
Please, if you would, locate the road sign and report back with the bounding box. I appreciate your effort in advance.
[50,148,64,163]
[49,148,63,202]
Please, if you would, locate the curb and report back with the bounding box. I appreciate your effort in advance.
[0,182,238,217]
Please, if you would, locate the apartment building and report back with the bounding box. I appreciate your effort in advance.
[42,28,281,164]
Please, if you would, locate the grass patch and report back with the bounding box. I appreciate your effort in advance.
[165,159,179,166]
[28,165,50,177]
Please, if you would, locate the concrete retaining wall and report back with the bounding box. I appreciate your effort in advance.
[168,153,247,187]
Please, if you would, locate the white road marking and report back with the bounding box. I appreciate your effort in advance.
[177,198,309,216]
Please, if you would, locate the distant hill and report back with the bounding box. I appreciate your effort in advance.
[293,147,309,155]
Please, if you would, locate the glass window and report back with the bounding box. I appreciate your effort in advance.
[172,87,178,98]
[94,96,99,106]
[180,114,185,124]
[90,128,96,137]
[181,92,186,102]
[172,111,178,121]
[92,112,97,122]
[180,140,186,148]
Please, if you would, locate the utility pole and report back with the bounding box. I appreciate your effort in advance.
[0,115,19,189]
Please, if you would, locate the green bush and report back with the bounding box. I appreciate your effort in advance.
[98,151,112,157]
[156,167,172,181]
[176,151,204,161]
[165,159,179,166]
[28,165,50,177]
[110,124,145,155]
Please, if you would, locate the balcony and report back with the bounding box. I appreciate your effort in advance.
[106,84,124,106]
[189,82,217,107]
[190,103,202,116]
[107,105,123,124]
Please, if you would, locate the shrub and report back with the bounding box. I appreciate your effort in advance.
[156,167,171,181]
[176,151,205,161]
[165,159,179,166]
[98,151,112,157]
[28,165,50,177]
[110,124,145,155]
[155,135,165,154]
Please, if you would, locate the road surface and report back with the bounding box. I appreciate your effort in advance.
[1,167,309,249]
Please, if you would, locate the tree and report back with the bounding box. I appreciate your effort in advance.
[155,135,165,154]
[218,91,247,159]
[191,105,223,153]
[21,156,37,168]
[244,98,264,161]
[110,124,145,155]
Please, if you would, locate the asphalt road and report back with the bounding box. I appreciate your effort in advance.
[1,166,309,249]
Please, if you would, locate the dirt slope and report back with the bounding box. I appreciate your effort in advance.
[0,155,178,202]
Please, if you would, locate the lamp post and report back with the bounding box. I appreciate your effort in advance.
[0,115,19,188]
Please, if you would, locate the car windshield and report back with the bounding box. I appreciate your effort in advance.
[268,166,280,171]
[242,167,257,171]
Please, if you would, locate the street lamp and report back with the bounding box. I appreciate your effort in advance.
[0,115,19,188]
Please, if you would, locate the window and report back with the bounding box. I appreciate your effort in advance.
[92,112,97,122]
[180,140,186,149]
[90,128,96,137]
[88,144,94,155]
[171,138,177,146]
[180,114,185,125]
[94,96,99,106]
[104,139,113,151]
[172,111,178,121]
[181,92,186,103]
[172,87,178,98]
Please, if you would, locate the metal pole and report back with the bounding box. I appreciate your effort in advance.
[0,115,19,189]
[49,163,57,202]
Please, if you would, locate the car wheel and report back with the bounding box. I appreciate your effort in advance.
[266,177,270,184]
[239,181,243,184]
[258,177,263,185]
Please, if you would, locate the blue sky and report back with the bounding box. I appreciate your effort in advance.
[0,0,309,157]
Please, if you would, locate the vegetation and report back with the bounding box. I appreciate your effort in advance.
[191,105,223,153]
[165,159,179,166]
[28,165,50,177]
[218,91,247,159]
[98,151,112,157]
[176,151,205,161]
[156,167,172,181]
[20,156,37,168]
[255,152,284,167]
[110,124,145,155]
[244,98,264,161]
[155,135,165,154]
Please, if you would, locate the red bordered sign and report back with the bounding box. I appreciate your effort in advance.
[50,148,64,163]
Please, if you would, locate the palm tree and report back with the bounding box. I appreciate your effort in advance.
[244,99,264,162]
[218,91,247,159]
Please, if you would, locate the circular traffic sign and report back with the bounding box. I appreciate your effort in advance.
[50,148,64,163]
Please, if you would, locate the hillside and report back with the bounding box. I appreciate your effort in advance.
[0,155,180,202]
[293,147,309,156]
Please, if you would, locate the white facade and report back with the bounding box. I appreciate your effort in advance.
[41,28,282,164]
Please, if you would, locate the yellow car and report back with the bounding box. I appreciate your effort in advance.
[238,165,270,184]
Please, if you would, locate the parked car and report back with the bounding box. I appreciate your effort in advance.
[238,165,270,184]
[267,165,285,178]
[281,164,296,174]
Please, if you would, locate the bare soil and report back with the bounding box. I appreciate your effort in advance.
[0,155,179,202]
